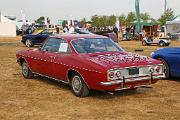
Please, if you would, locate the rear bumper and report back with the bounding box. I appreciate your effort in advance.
[100,74,165,88]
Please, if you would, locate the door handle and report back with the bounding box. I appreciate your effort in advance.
[50,56,55,59]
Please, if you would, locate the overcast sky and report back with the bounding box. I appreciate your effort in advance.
[0,0,179,23]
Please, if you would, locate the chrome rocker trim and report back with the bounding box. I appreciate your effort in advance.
[33,72,69,84]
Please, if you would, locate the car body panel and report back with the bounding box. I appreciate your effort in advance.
[151,47,180,77]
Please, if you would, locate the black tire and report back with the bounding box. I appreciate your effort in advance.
[166,43,170,46]
[142,41,147,46]
[159,41,166,47]
[70,73,89,97]
[22,62,34,79]
[25,39,33,47]
[158,58,170,79]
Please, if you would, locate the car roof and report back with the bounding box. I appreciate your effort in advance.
[51,34,108,42]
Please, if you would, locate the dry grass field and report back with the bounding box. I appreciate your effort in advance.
[0,37,179,120]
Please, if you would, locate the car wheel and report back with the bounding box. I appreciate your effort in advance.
[159,41,165,47]
[158,58,170,79]
[25,39,33,47]
[70,74,89,97]
[22,62,34,79]
[166,43,170,46]
[142,41,147,46]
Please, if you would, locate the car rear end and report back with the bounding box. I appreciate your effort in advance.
[99,64,165,91]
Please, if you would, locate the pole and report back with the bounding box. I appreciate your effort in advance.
[135,0,141,33]
[164,0,167,14]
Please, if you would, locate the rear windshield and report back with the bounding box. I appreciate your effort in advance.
[71,38,123,54]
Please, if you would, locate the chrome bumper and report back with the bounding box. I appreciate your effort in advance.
[100,74,165,86]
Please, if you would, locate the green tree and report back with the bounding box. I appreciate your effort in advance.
[35,16,45,24]
[158,8,175,25]
[119,14,126,26]
[62,20,68,28]
[80,18,87,25]
[91,15,100,27]
[107,15,116,26]
[141,13,150,21]
[126,12,136,25]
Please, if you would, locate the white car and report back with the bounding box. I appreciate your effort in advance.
[142,37,171,46]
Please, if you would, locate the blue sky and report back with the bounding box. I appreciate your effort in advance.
[0,0,179,23]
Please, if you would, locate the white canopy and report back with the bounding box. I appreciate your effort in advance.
[0,13,16,37]
[166,15,180,24]
[0,14,15,23]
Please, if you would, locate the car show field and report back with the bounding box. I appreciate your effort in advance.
[0,37,179,120]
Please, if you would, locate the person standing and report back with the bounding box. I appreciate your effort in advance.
[113,26,118,39]
[69,25,75,34]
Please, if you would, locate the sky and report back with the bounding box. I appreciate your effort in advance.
[0,0,179,23]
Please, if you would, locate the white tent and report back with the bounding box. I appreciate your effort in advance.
[0,13,16,37]
[166,16,180,34]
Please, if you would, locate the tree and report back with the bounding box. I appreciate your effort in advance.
[35,16,45,24]
[62,20,68,28]
[80,18,87,25]
[126,12,136,26]
[158,8,175,25]
[91,15,100,27]
[107,15,116,26]
[141,13,150,21]
[119,14,126,26]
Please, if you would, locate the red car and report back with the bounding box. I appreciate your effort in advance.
[16,34,165,97]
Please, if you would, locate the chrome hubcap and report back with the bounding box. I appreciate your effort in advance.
[22,63,28,76]
[26,40,31,47]
[72,76,82,93]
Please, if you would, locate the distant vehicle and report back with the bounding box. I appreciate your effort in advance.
[21,29,53,47]
[16,34,165,97]
[151,47,180,79]
[142,37,171,46]
[95,31,118,43]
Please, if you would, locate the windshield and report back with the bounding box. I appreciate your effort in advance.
[71,38,123,54]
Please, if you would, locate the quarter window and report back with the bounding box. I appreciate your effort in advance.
[41,38,70,53]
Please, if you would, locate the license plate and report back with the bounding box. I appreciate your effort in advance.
[128,67,139,75]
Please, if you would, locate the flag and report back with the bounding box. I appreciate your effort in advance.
[116,18,120,31]
[20,10,26,25]
[135,0,141,33]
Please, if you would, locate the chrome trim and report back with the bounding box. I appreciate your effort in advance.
[107,64,164,81]
[100,74,165,86]
[33,72,69,84]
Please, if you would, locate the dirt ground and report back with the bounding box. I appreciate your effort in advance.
[0,38,179,120]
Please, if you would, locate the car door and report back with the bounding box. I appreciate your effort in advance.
[167,48,180,76]
[35,38,61,77]
[52,39,72,81]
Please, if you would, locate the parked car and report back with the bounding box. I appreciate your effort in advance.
[16,34,165,97]
[151,47,180,79]
[21,29,53,47]
[142,37,171,46]
[95,31,118,43]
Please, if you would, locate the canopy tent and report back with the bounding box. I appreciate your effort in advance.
[0,13,16,37]
[166,15,180,34]
[166,15,180,25]
[132,18,159,26]
[132,19,160,36]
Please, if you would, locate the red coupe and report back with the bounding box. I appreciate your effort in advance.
[16,34,165,97]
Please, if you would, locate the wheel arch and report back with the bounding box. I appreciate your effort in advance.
[67,69,90,88]
[154,55,171,75]
[18,57,27,66]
